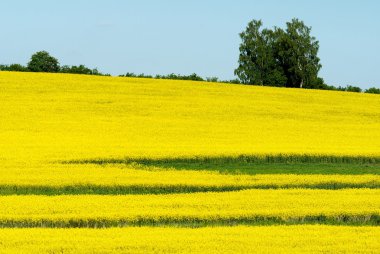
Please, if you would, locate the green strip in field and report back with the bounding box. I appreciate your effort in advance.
[64,155,380,175]
[1,215,380,228]
[0,185,250,195]
[134,161,380,175]
[0,189,378,227]
[2,174,380,195]
[1,181,380,195]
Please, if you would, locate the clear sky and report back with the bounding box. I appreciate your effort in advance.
[1,0,379,88]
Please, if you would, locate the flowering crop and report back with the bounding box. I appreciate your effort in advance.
[0,226,379,254]
[0,163,379,194]
[0,189,379,226]
[0,72,379,253]
[1,71,379,162]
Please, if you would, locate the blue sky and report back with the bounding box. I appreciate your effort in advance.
[1,0,379,88]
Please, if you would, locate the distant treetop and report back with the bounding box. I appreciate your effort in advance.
[235,19,323,89]
[27,51,60,73]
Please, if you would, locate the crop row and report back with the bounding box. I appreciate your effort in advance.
[0,189,379,227]
[0,226,379,253]
[1,164,380,195]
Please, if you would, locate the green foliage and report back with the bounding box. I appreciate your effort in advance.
[304,77,328,90]
[1,52,109,76]
[119,73,243,84]
[67,154,380,173]
[0,64,28,72]
[345,85,362,93]
[157,73,205,81]
[60,64,104,75]
[1,156,378,196]
[276,19,322,88]
[206,77,219,82]
[365,87,380,94]
[0,185,247,196]
[1,215,379,227]
[224,78,242,84]
[0,49,373,93]
[235,19,322,88]
[234,20,286,86]
[9,64,29,72]
[119,72,153,78]
[329,85,362,93]
[27,51,60,73]
[120,72,204,81]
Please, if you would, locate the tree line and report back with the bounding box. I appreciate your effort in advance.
[0,19,379,94]
[0,51,109,76]
[119,72,241,84]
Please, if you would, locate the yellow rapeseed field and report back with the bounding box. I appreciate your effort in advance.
[1,71,379,253]
[0,189,379,226]
[0,226,380,254]
[1,71,379,163]
[0,163,379,191]
[0,226,379,254]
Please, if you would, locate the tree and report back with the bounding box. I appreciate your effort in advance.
[274,19,321,88]
[235,19,322,88]
[27,51,60,73]
[235,20,286,86]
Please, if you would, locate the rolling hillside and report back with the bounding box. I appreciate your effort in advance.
[0,71,379,253]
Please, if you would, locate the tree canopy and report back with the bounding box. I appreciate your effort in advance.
[235,19,323,88]
[27,51,60,73]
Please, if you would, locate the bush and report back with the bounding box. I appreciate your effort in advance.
[0,64,28,72]
[345,85,362,93]
[120,73,205,81]
[206,77,219,82]
[156,73,204,81]
[365,87,380,94]
[61,65,100,75]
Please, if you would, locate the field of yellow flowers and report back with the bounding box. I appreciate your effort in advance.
[0,71,379,253]
[1,226,380,254]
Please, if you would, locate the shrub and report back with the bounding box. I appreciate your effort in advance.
[365,87,380,94]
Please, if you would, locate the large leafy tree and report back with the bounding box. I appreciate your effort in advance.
[274,19,321,88]
[234,20,286,86]
[27,51,60,73]
[235,19,322,88]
